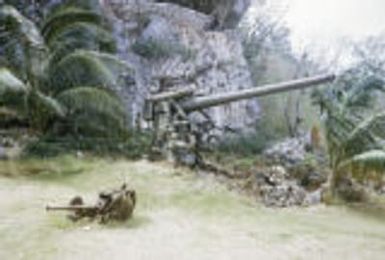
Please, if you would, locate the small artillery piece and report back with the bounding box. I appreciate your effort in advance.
[46,184,136,223]
[144,74,336,165]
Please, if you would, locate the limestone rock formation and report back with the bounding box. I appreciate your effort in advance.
[103,0,260,132]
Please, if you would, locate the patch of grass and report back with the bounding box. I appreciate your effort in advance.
[0,155,91,178]
[1,159,385,259]
[215,121,284,157]
[24,131,152,159]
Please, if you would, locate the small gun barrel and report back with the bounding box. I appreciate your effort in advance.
[45,205,97,211]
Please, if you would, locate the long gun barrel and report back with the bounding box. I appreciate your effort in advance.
[181,73,335,112]
[46,205,98,211]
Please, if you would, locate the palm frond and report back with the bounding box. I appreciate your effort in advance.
[343,112,385,153]
[41,7,102,42]
[344,76,385,110]
[0,5,45,80]
[83,50,134,82]
[46,21,115,51]
[48,50,130,94]
[0,67,28,111]
[339,150,385,173]
[47,22,116,64]
[0,67,27,93]
[0,5,44,47]
[55,87,128,137]
[27,90,65,129]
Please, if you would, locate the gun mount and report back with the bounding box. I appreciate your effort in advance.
[145,74,335,165]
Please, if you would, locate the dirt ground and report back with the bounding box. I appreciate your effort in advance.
[0,157,384,260]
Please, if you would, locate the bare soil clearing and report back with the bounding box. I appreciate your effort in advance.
[0,157,384,260]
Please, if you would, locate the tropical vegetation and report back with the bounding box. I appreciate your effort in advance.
[0,1,148,157]
[312,67,385,196]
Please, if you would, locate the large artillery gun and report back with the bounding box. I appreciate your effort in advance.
[144,74,335,165]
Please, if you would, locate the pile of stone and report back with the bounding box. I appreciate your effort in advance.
[254,166,306,207]
[255,136,328,207]
[242,165,326,207]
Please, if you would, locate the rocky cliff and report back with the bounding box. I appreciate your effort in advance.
[102,0,260,133]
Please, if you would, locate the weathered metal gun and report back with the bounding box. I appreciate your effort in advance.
[46,184,136,223]
[144,74,336,165]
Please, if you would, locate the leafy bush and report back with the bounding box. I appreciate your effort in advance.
[312,69,385,198]
[215,120,285,156]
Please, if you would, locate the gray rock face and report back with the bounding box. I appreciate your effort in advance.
[154,0,251,29]
[103,0,260,132]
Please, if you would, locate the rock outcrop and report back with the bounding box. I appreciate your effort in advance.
[102,0,260,132]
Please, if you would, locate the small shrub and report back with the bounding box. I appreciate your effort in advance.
[216,123,283,156]
[24,131,152,159]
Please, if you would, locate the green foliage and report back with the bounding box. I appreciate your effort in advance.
[0,5,45,80]
[47,22,116,64]
[339,150,385,173]
[0,67,28,95]
[56,87,127,137]
[0,67,64,129]
[313,71,385,170]
[27,90,65,130]
[313,69,385,196]
[214,116,286,157]
[48,50,119,94]
[41,6,102,41]
[0,67,28,111]
[0,5,43,47]
[25,132,151,159]
[0,2,139,158]
[216,131,274,156]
